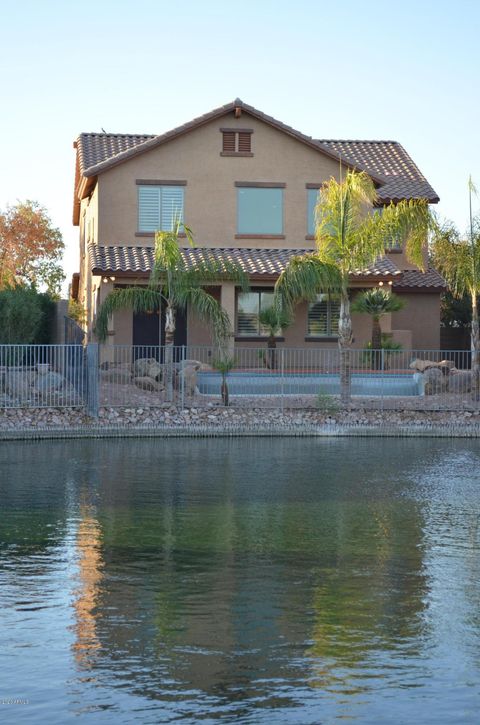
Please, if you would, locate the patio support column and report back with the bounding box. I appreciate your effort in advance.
[98,279,115,365]
[220,282,236,355]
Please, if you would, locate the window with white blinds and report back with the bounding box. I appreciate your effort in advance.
[307,294,340,337]
[138,186,184,232]
[237,290,274,336]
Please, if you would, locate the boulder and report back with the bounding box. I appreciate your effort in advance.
[448,371,472,393]
[410,358,455,373]
[100,368,132,384]
[5,371,35,401]
[33,372,65,394]
[133,358,157,377]
[423,367,447,395]
[178,364,199,396]
[134,376,164,392]
[147,362,164,381]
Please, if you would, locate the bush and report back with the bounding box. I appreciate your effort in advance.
[0,286,55,344]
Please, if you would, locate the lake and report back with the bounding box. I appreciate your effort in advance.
[1,437,480,724]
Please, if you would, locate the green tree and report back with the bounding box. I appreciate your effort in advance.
[431,182,480,397]
[258,304,292,369]
[0,201,64,295]
[275,170,431,404]
[0,285,53,344]
[95,222,248,399]
[351,287,405,368]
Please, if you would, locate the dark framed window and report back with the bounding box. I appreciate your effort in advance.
[307,293,340,337]
[237,187,283,235]
[307,188,319,236]
[237,290,275,336]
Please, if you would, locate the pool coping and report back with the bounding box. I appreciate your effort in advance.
[2,423,480,440]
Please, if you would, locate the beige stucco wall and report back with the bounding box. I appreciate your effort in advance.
[77,108,440,350]
[393,292,440,349]
[96,112,342,248]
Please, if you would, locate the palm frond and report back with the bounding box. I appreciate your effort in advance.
[94,286,161,341]
[178,286,233,344]
[380,199,432,270]
[258,305,293,336]
[275,253,342,311]
[431,221,480,297]
[351,288,405,317]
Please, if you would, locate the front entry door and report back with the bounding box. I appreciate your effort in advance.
[133,307,160,360]
[132,305,187,361]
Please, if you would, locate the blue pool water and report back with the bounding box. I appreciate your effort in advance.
[197,371,420,396]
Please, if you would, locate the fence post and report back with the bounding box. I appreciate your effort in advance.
[381,347,385,412]
[86,343,99,417]
[181,345,186,409]
[280,348,285,415]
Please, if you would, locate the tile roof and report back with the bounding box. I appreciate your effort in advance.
[75,99,438,203]
[89,244,403,281]
[318,140,439,203]
[76,133,154,176]
[392,266,446,289]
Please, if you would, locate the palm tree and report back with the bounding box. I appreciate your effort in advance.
[212,354,235,406]
[431,180,480,398]
[95,222,249,399]
[275,170,432,405]
[351,287,405,369]
[258,304,292,369]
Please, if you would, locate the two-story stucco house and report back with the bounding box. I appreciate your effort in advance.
[72,98,444,352]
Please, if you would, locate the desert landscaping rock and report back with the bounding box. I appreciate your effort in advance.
[2,403,480,436]
[134,376,164,392]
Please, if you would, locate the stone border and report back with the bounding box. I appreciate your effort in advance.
[2,405,480,440]
[2,423,480,441]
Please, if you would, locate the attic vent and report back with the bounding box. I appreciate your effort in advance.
[220,128,253,156]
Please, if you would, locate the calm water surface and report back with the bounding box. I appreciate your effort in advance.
[1,438,480,724]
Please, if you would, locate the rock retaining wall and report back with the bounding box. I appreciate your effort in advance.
[1,404,480,435]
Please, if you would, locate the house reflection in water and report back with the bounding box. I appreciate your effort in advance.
[71,503,104,669]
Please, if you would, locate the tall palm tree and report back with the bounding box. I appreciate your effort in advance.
[431,180,480,398]
[275,170,431,405]
[351,287,405,369]
[95,222,249,399]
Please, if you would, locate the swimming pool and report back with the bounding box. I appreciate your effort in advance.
[197,371,421,396]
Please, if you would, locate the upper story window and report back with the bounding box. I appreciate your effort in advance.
[137,182,185,233]
[221,128,253,156]
[307,187,320,236]
[236,183,284,236]
[307,293,340,337]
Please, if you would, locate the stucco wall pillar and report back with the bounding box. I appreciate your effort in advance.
[98,279,115,364]
[220,282,236,355]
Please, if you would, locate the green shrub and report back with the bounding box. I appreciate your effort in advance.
[0,286,54,344]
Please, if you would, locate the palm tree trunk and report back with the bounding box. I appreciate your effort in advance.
[338,287,353,406]
[371,316,382,370]
[267,335,276,370]
[164,304,176,402]
[221,373,229,406]
[471,292,480,401]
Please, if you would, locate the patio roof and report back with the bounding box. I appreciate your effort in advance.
[88,244,445,289]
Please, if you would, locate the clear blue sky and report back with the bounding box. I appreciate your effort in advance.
[1,0,479,293]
